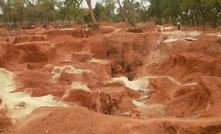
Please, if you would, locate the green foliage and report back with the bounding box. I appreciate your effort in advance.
[112,12,124,22]
[84,12,92,23]
[93,3,103,21]
[155,18,164,25]
[139,0,150,22]
[123,0,141,23]
[101,0,116,22]
[57,0,81,21]
[148,0,162,19]
[93,0,116,22]
[148,0,221,27]
[0,0,84,27]
[0,0,220,28]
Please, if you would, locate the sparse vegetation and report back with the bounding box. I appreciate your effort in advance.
[216,37,221,44]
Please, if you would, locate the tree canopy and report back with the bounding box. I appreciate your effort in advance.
[148,0,221,27]
[0,0,220,28]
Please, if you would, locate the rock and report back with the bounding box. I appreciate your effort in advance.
[185,37,197,41]
[44,64,54,72]
[51,66,97,86]
[14,101,26,110]
[123,111,132,116]
[17,101,26,107]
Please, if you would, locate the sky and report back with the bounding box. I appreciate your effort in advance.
[82,0,143,8]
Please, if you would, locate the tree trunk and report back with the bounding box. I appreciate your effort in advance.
[116,0,136,27]
[172,16,175,25]
[202,11,205,31]
[86,0,97,24]
[62,14,66,25]
[218,0,221,27]
[210,15,216,28]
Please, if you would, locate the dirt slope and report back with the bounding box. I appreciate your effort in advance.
[0,22,221,133]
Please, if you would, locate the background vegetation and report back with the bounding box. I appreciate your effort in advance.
[0,0,220,28]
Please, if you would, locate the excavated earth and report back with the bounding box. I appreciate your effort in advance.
[0,22,221,134]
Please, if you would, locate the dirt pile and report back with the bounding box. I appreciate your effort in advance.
[0,22,221,133]
[5,106,221,134]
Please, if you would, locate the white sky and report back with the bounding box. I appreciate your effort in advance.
[82,0,143,8]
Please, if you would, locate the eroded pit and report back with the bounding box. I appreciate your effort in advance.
[1,23,221,133]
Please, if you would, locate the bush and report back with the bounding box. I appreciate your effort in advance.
[155,18,165,25]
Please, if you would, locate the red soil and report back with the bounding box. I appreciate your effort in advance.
[0,22,221,133]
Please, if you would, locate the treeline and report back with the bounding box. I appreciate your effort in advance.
[0,0,90,28]
[0,0,150,28]
[148,0,221,28]
[0,0,220,29]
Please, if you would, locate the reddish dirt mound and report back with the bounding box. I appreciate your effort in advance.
[5,106,221,134]
[40,29,80,40]
[52,36,82,54]
[114,22,128,29]
[1,22,221,133]
[99,21,114,26]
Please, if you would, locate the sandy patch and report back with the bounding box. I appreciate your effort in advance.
[0,68,68,119]
[51,66,91,79]
[60,28,75,31]
[163,38,178,43]
[206,33,221,37]
[158,26,173,31]
[112,76,149,92]
[71,82,91,92]
[112,76,182,92]
[163,30,202,36]
[89,58,110,64]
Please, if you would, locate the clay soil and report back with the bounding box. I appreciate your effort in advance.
[0,22,221,134]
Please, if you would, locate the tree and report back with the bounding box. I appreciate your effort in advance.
[201,0,221,27]
[139,0,150,22]
[86,0,97,24]
[112,8,124,22]
[148,0,161,19]
[24,1,37,27]
[99,0,116,22]
[57,0,82,24]
[123,0,141,23]
[147,0,221,27]
[35,0,57,28]
[117,0,136,27]
[93,2,103,21]
[0,0,28,27]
